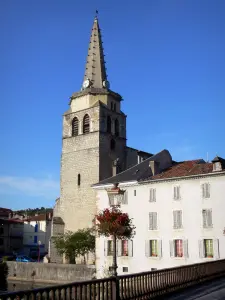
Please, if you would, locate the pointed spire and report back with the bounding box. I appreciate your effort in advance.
[82,15,109,90]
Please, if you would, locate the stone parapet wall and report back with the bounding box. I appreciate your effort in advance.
[7,262,95,284]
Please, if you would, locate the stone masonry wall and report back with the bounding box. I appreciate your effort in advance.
[7,262,95,284]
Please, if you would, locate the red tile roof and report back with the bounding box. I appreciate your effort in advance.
[147,160,214,181]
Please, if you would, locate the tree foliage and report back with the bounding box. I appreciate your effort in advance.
[95,207,136,239]
[53,228,95,264]
[14,207,53,216]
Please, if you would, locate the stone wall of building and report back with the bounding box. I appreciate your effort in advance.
[7,262,95,283]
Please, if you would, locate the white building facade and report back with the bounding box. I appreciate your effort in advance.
[23,214,52,256]
[93,151,225,278]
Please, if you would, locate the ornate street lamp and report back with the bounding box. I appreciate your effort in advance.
[107,184,125,277]
[107,183,125,207]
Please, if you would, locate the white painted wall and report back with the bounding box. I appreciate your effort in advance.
[95,174,225,278]
[23,220,48,251]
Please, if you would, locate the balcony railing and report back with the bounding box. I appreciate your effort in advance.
[1,259,225,300]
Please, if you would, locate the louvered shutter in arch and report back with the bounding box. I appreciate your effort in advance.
[83,114,90,134]
[72,117,79,136]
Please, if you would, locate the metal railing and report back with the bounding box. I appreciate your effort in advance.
[1,259,225,300]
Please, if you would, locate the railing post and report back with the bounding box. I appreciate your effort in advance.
[112,276,120,300]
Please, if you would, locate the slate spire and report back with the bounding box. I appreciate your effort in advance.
[82,16,109,90]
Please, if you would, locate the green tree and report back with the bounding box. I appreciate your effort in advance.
[53,228,95,264]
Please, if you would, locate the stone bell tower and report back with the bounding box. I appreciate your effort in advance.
[53,16,127,235]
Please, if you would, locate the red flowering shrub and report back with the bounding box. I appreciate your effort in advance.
[95,207,135,239]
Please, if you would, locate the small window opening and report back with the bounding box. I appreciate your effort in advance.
[107,116,111,133]
[78,174,81,186]
[134,190,136,196]
[110,139,116,150]
[123,267,128,272]
[115,119,119,137]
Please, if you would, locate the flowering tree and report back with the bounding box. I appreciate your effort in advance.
[95,207,135,276]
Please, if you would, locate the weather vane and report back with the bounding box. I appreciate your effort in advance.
[95,10,99,18]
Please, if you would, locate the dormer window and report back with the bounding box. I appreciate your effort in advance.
[212,156,223,172]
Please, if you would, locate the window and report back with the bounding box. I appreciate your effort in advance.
[72,117,79,136]
[83,114,90,134]
[174,239,183,257]
[149,188,156,202]
[123,267,128,272]
[173,186,181,200]
[115,119,119,137]
[110,139,115,150]
[170,239,188,258]
[134,190,136,196]
[0,238,3,246]
[149,212,157,230]
[118,240,133,257]
[34,223,38,233]
[121,240,128,256]
[173,210,182,229]
[0,227,4,235]
[78,174,81,186]
[34,236,38,244]
[199,239,219,258]
[201,183,210,198]
[107,116,111,133]
[114,103,116,111]
[204,239,213,258]
[202,209,213,228]
[145,240,162,258]
[107,240,113,256]
[111,102,113,110]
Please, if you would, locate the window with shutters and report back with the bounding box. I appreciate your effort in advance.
[173,210,182,229]
[199,239,219,259]
[107,240,113,256]
[107,116,111,133]
[83,114,90,134]
[201,183,210,198]
[115,119,119,137]
[149,212,157,230]
[150,240,158,257]
[173,185,181,200]
[149,188,156,202]
[72,117,79,136]
[174,239,183,257]
[202,209,213,228]
[145,240,162,258]
[121,240,128,256]
[204,239,213,257]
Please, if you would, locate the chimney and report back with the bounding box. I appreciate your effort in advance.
[149,161,160,176]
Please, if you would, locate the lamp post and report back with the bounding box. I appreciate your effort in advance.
[107,184,125,277]
[38,240,41,262]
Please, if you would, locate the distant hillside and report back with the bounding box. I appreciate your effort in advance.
[14,207,53,217]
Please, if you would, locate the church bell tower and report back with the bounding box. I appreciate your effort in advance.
[53,16,127,235]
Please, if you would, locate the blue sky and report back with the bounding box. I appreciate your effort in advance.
[0,0,225,210]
